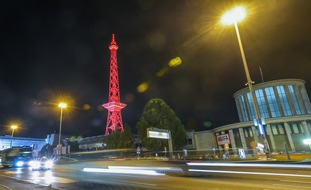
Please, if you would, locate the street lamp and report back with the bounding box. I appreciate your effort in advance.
[58,102,67,150]
[221,6,270,156]
[10,125,17,147]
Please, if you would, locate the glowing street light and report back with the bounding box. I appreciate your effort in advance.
[58,102,67,150]
[10,125,17,147]
[221,6,270,156]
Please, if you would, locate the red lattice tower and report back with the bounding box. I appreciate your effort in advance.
[102,34,126,135]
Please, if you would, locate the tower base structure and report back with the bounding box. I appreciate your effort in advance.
[103,101,126,134]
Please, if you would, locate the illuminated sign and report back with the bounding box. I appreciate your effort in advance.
[147,131,169,139]
[217,134,230,145]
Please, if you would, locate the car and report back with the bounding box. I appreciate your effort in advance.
[29,157,53,171]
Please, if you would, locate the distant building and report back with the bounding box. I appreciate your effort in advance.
[78,135,106,150]
[191,79,311,154]
[0,136,46,151]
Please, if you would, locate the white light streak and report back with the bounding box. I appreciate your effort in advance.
[189,169,311,178]
[186,162,311,169]
[108,166,182,172]
[83,167,165,176]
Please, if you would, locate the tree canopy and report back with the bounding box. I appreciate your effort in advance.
[136,98,187,151]
[103,124,134,149]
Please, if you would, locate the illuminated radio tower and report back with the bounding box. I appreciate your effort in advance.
[103,34,126,135]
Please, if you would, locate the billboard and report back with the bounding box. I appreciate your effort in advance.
[216,134,230,145]
[147,130,169,139]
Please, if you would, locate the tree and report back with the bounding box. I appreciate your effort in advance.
[136,98,187,151]
[103,124,134,149]
[118,124,135,148]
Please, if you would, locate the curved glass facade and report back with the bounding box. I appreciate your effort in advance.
[234,79,311,122]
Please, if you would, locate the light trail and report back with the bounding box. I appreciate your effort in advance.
[186,162,311,169]
[189,169,311,178]
[83,167,165,176]
[108,166,183,172]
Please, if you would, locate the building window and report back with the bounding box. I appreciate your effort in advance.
[244,128,249,138]
[288,85,302,115]
[240,96,249,121]
[271,125,278,135]
[249,128,253,137]
[187,138,193,145]
[291,123,299,134]
[234,129,240,138]
[255,89,270,119]
[300,125,304,133]
[277,86,293,116]
[247,92,256,120]
[265,87,281,117]
[278,124,285,134]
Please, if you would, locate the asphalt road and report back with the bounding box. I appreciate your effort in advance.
[1,160,311,190]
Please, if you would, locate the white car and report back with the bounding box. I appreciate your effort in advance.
[29,157,53,171]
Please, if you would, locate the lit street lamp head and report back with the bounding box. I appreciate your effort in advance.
[221,6,247,25]
[58,102,67,109]
[11,125,17,130]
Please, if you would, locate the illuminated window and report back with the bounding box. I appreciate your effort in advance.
[300,125,304,133]
[240,96,249,121]
[234,129,240,138]
[255,89,269,119]
[288,85,302,115]
[249,128,253,137]
[244,128,249,137]
[265,87,281,117]
[247,93,256,120]
[277,86,292,116]
[271,125,278,135]
[291,124,299,134]
[278,125,285,134]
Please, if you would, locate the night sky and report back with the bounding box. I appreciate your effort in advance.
[1,0,311,138]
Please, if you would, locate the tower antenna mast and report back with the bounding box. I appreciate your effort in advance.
[103,34,126,134]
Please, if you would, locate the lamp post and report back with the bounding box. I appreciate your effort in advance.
[58,102,67,154]
[221,6,270,157]
[10,125,17,147]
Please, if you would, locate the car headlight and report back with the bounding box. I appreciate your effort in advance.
[45,160,53,168]
[29,160,41,169]
[16,161,24,167]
